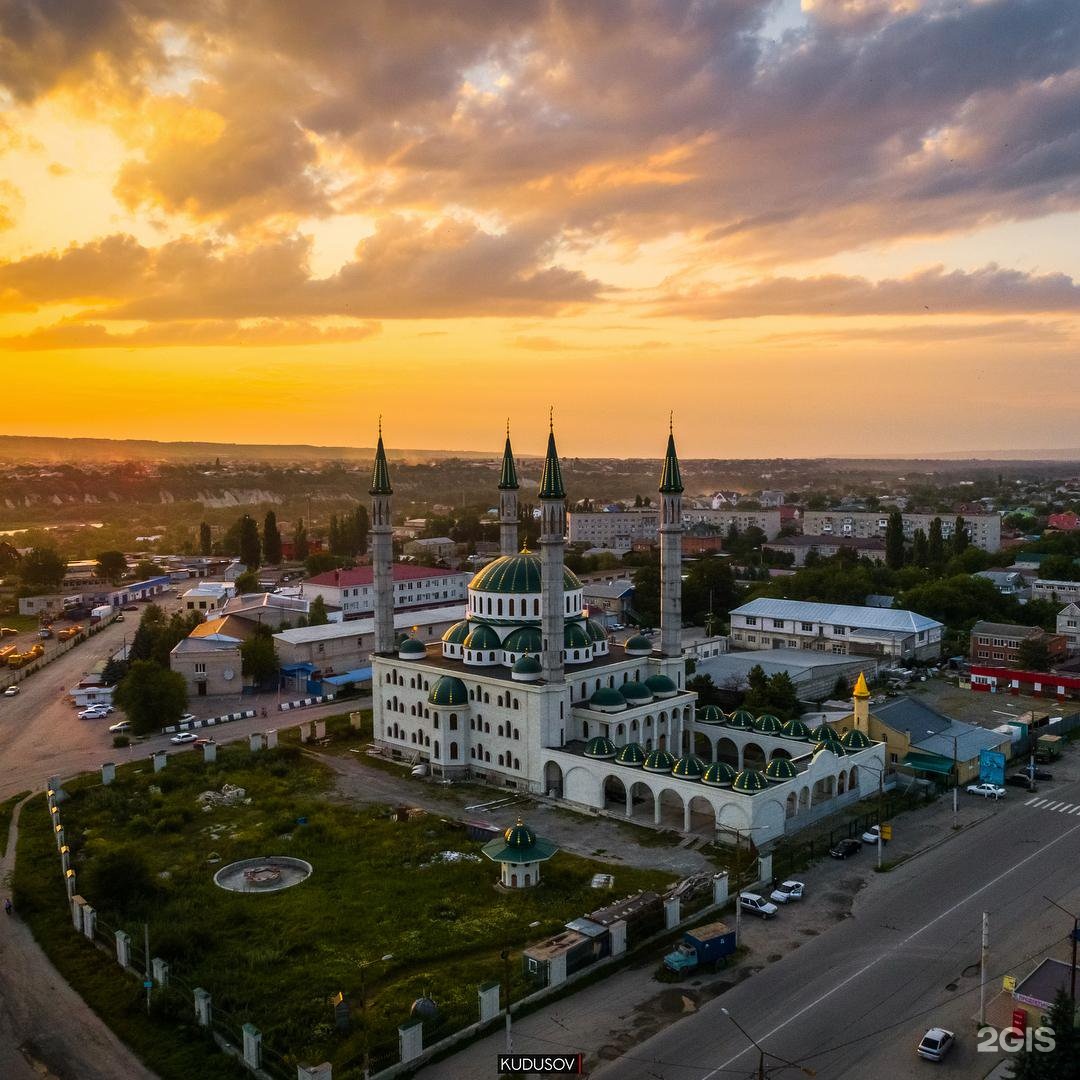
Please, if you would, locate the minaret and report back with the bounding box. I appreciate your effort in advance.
[852,671,871,734]
[369,420,395,656]
[658,416,684,660]
[498,421,520,556]
[538,413,566,684]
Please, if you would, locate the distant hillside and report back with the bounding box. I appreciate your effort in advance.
[0,435,491,466]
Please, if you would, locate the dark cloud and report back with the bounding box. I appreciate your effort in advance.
[656,265,1080,319]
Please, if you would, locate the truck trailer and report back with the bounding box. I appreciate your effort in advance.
[663,921,736,975]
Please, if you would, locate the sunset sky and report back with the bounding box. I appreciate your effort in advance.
[2,0,1079,458]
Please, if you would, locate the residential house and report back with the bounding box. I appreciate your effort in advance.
[969,621,1067,668]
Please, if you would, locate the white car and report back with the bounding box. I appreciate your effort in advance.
[108,720,132,733]
[170,732,198,744]
[861,824,887,844]
[966,783,1006,800]
[769,880,805,904]
[78,705,113,719]
[917,1027,955,1061]
[738,893,779,919]
[180,713,197,724]
[2,685,18,696]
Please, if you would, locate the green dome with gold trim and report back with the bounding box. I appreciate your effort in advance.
[727,709,754,730]
[589,687,626,710]
[764,757,800,782]
[732,769,769,793]
[586,619,608,642]
[442,620,470,645]
[623,634,653,655]
[754,713,783,735]
[502,625,542,653]
[397,637,426,657]
[469,552,581,594]
[702,761,736,787]
[814,734,844,756]
[839,728,873,751]
[620,681,653,703]
[512,654,542,676]
[672,754,706,780]
[780,718,812,741]
[428,675,468,706]
[698,704,725,724]
[615,742,646,767]
[463,623,500,650]
[584,736,618,759]
[643,748,676,773]
[564,622,591,649]
[644,674,678,697]
[810,723,837,742]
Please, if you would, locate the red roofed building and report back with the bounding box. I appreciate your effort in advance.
[1048,511,1080,532]
[303,563,469,620]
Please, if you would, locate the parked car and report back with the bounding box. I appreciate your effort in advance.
[38,628,53,639]
[861,824,887,844]
[170,732,198,744]
[2,685,18,696]
[78,705,113,719]
[108,720,132,733]
[1029,768,1053,781]
[769,880,805,904]
[917,1027,955,1061]
[966,783,1006,800]
[122,605,139,612]
[829,838,862,859]
[193,737,215,747]
[180,713,197,724]
[115,614,124,623]
[738,893,778,919]
[0,627,18,637]
[1006,774,1037,788]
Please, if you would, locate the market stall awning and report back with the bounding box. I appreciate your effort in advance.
[900,752,953,774]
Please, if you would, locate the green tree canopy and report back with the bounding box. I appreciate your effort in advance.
[95,550,127,584]
[263,511,283,565]
[199,521,212,556]
[235,569,260,593]
[293,518,309,561]
[305,553,345,577]
[19,547,66,593]
[113,660,187,734]
[1007,987,1078,1080]
[1015,636,1052,672]
[133,559,163,580]
[885,510,905,569]
[239,514,261,569]
[308,595,330,626]
[241,629,279,689]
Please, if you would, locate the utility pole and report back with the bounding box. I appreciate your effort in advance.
[1043,896,1078,1012]
[979,912,989,1027]
[952,733,959,822]
[501,948,513,1053]
[144,922,151,1014]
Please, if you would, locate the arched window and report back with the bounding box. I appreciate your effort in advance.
[616,723,625,736]
[450,742,458,760]
[497,694,504,708]
[424,735,430,747]
[514,757,520,770]
[498,723,504,737]
[489,651,495,661]
[583,721,589,738]
[508,599,515,616]
[433,715,439,729]
[513,727,520,740]
[513,697,519,710]
[484,721,491,734]
[484,692,490,704]
[449,714,458,730]
[497,598,503,616]
[469,717,475,730]
[470,747,476,759]
[485,751,491,762]
[498,753,504,766]
[434,740,439,758]
[533,599,540,616]
[469,688,475,700]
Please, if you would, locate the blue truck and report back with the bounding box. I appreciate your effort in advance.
[663,921,736,975]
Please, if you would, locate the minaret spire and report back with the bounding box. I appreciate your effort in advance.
[659,420,683,660]
[498,421,520,555]
[539,414,566,684]
[370,421,395,655]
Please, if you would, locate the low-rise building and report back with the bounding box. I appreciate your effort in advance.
[1057,603,1080,655]
[970,664,1080,701]
[681,507,782,540]
[801,510,1001,552]
[182,581,236,615]
[567,509,659,552]
[969,621,1067,668]
[303,564,468,620]
[1032,579,1080,604]
[404,536,457,561]
[581,580,635,625]
[974,570,1030,598]
[169,615,253,697]
[215,592,311,627]
[763,535,886,566]
[729,598,943,661]
[1047,511,1080,532]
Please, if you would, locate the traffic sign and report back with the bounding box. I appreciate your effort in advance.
[1003,976,1017,992]
[880,824,893,841]
[143,980,153,989]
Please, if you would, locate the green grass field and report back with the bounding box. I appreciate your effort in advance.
[0,790,29,857]
[16,744,670,1076]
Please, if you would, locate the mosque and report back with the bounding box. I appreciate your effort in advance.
[369,420,886,846]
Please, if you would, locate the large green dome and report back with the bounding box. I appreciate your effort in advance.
[753,713,783,735]
[469,552,582,594]
[644,674,678,697]
[780,718,812,741]
[620,681,653,702]
[727,709,754,730]
[564,622,591,649]
[512,654,542,676]
[502,625,542,653]
[672,754,706,780]
[442,620,470,645]
[428,676,468,706]
[585,619,607,642]
[623,634,653,655]
[697,704,725,724]
[584,736,618,759]
[764,757,799,782]
[589,687,626,711]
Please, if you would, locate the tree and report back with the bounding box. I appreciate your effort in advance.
[305,552,344,577]
[262,511,282,565]
[885,510,905,570]
[1007,987,1078,1080]
[133,559,162,580]
[910,528,929,567]
[127,604,167,663]
[927,517,945,566]
[113,660,187,734]
[235,569,260,593]
[293,518,309,561]
[101,657,129,686]
[95,551,127,585]
[199,521,213,556]
[1015,636,1052,673]
[634,493,643,508]
[686,673,721,706]
[308,595,330,626]
[832,674,850,699]
[0,540,20,574]
[82,846,157,918]
[241,628,279,689]
[951,515,969,556]
[630,564,661,627]
[239,514,261,569]
[328,514,341,556]
[19,547,66,593]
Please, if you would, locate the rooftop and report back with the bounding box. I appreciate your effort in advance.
[731,597,942,634]
[275,605,465,645]
[874,696,1009,760]
[1013,957,1080,1008]
[970,621,1044,638]
[306,564,464,588]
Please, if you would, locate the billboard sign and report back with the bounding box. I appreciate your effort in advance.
[980,748,1006,786]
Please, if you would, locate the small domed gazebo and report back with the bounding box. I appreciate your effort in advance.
[481,819,558,889]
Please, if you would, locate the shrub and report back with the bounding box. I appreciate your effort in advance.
[112,735,130,748]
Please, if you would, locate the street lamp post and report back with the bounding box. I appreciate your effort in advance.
[928,729,959,822]
[720,1006,815,1080]
[358,952,393,1080]
[859,760,888,869]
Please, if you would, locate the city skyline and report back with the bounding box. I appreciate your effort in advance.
[2,1,1080,456]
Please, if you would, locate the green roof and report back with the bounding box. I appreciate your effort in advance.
[644,674,678,695]
[753,713,783,735]
[764,757,799,781]
[615,742,646,767]
[702,761,736,786]
[564,622,591,649]
[620,681,653,701]
[623,634,653,655]
[585,619,607,642]
[643,748,676,772]
[659,427,684,495]
[672,754,706,779]
[442,620,470,645]
[727,709,754,730]
[369,429,393,496]
[464,623,501,650]
[502,625,542,653]
[814,736,844,755]
[538,425,566,500]
[839,728,873,751]
[469,552,581,594]
[498,429,519,491]
[810,723,836,742]
[398,637,426,656]
[780,718,812,740]
[512,654,542,674]
[698,705,725,724]
[584,736,618,758]
[428,675,468,707]
[732,769,769,793]
[482,820,558,863]
[589,687,626,709]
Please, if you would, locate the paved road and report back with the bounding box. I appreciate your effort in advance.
[596,775,1080,1080]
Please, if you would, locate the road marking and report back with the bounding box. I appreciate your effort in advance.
[1059,804,1074,813]
[1045,802,1064,811]
[1024,797,1038,805]
[700,817,1080,1080]
[1072,807,1080,815]
[1029,798,1047,807]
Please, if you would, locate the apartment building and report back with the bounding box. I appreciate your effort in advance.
[681,507,783,540]
[566,509,658,551]
[968,621,1067,668]
[801,510,1000,552]
[1032,579,1080,604]
[1057,604,1080,655]
[303,564,468,620]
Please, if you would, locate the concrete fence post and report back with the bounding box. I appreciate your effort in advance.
[478,981,500,1023]
[115,929,131,968]
[664,896,681,929]
[398,1018,423,1064]
[194,988,212,1027]
[313,720,326,740]
[60,846,70,874]
[203,742,217,763]
[65,868,76,898]
[264,729,278,749]
[298,721,311,744]
[757,852,773,888]
[249,732,264,753]
[101,762,116,785]
[152,751,167,773]
[712,871,729,907]
[242,1023,262,1070]
[297,1064,332,1080]
[71,895,85,931]
[152,957,169,987]
[82,904,96,940]
[609,919,628,957]
[54,825,65,851]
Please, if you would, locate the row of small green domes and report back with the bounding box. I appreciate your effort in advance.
[588,675,679,709]
[442,618,608,650]
[697,706,811,739]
